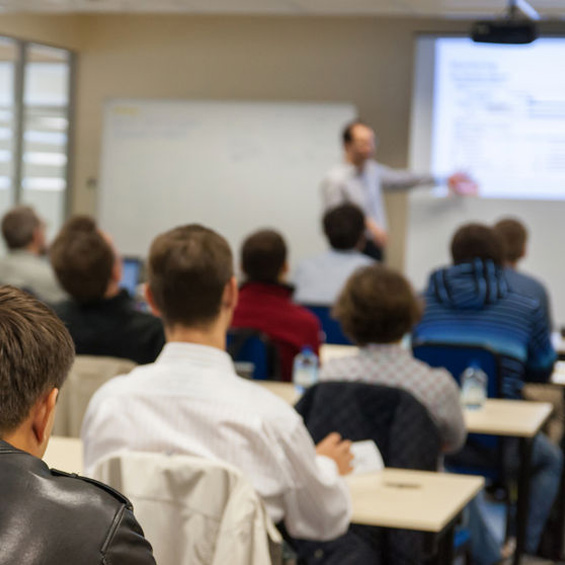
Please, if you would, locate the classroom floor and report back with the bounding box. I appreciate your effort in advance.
[475,494,562,565]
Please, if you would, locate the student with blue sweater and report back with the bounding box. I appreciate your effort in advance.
[414,223,561,556]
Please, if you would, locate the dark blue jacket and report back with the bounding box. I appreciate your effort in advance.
[413,259,556,399]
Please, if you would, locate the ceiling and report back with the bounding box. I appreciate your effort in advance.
[0,0,564,19]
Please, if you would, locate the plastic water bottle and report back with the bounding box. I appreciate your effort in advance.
[460,363,488,410]
[293,347,319,394]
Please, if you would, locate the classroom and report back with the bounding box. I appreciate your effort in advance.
[1,1,565,564]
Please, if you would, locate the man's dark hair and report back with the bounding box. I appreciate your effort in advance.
[493,218,527,264]
[323,204,365,250]
[1,206,41,250]
[0,286,74,434]
[450,223,504,266]
[241,229,287,284]
[148,224,233,328]
[333,265,421,345]
[50,216,114,304]
[342,120,370,146]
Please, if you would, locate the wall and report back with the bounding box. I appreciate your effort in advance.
[0,13,468,268]
[74,15,470,268]
[0,14,84,50]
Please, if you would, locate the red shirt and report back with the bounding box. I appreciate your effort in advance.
[232,282,321,381]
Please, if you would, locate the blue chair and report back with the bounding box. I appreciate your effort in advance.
[227,328,281,381]
[303,305,352,345]
[412,340,511,478]
[413,341,514,553]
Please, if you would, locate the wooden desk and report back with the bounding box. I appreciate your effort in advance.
[258,381,300,405]
[347,469,484,563]
[464,399,552,565]
[464,399,552,437]
[43,436,83,474]
[347,468,484,532]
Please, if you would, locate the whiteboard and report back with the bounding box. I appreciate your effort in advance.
[99,100,357,271]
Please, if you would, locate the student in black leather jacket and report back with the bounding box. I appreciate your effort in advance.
[0,285,156,565]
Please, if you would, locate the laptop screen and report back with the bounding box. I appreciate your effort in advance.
[120,257,143,296]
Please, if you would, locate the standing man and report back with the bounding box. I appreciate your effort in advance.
[321,120,474,260]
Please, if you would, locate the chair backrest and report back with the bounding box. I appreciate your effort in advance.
[295,382,440,563]
[92,451,282,565]
[227,328,281,380]
[303,305,352,345]
[412,340,505,473]
[411,341,502,399]
[295,381,440,470]
[52,355,137,437]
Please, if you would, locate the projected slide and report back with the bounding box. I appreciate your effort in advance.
[432,38,565,200]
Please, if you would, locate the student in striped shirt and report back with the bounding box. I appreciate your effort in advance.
[414,223,561,557]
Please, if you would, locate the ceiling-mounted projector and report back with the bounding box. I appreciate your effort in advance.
[471,0,539,44]
[471,20,538,44]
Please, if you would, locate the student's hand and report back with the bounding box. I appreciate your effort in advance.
[447,172,478,196]
[316,432,354,476]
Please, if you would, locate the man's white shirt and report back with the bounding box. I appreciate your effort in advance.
[82,342,351,541]
[321,160,436,230]
[293,249,374,305]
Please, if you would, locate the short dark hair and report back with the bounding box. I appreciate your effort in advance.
[493,218,527,263]
[50,216,114,303]
[148,224,233,328]
[342,120,370,145]
[1,206,41,250]
[241,229,287,284]
[0,286,74,435]
[333,265,421,345]
[323,204,365,250]
[450,223,504,266]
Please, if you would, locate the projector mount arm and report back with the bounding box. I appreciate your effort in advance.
[507,0,541,21]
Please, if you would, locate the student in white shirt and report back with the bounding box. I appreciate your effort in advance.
[83,224,364,560]
[293,203,374,305]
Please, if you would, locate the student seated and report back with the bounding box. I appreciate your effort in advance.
[0,205,65,303]
[494,217,553,329]
[413,222,562,556]
[293,204,374,305]
[0,286,155,564]
[232,229,321,380]
[321,264,506,564]
[50,216,165,365]
[320,264,466,453]
[82,224,370,562]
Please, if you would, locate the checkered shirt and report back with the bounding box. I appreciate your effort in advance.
[319,344,467,453]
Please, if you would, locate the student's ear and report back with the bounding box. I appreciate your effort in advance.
[111,255,123,285]
[31,388,58,457]
[32,225,47,255]
[280,261,290,281]
[144,285,162,317]
[223,276,238,311]
[520,245,527,261]
[356,234,366,252]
